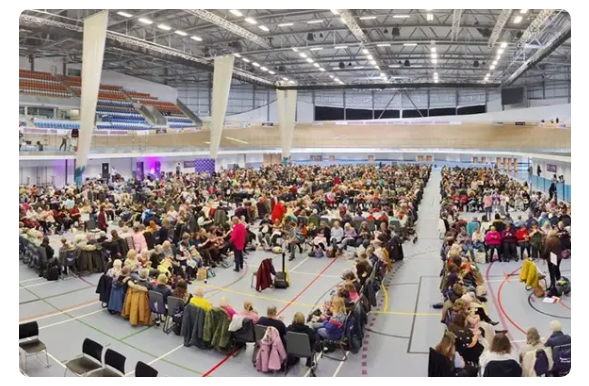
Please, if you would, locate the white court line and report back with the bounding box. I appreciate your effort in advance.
[125,344,184,376]
[290,256,311,272]
[40,308,106,330]
[47,351,67,369]
[20,277,76,289]
[304,352,322,377]
[331,351,350,377]
[21,300,100,323]
[19,277,45,284]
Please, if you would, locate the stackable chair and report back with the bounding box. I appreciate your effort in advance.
[19,321,49,371]
[63,339,103,377]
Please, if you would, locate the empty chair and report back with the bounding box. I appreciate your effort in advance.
[254,324,269,342]
[164,296,184,334]
[19,321,49,371]
[285,332,318,376]
[88,349,126,377]
[135,361,158,377]
[63,339,103,377]
[148,290,167,326]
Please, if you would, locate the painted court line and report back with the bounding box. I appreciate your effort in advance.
[20,299,101,323]
[331,352,350,377]
[19,277,76,289]
[125,344,184,376]
[289,256,311,272]
[39,308,106,330]
[202,256,340,377]
[19,277,46,284]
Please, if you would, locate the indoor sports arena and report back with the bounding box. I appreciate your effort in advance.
[18,9,572,377]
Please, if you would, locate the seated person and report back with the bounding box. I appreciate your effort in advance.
[151,274,173,325]
[311,297,347,341]
[286,312,317,367]
[219,297,236,320]
[480,333,521,377]
[236,300,260,323]
[309,230,327,257]
[448,313,485,364]
[544,320,571,349]
[431,331,477,377]
[257,306,287,342]
[189,287,212,311]
[172,280,191,304]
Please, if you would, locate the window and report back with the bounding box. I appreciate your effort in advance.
[19,106,25,115]
[27,107,55,118]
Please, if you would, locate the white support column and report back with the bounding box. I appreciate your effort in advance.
[276,82,297,164]
[209,55,235,159]
[74,11,109,187]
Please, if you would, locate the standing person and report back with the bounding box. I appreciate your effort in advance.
[176,162,181,178]
[98,205,108,232]
[59,132,69,151]
[230,216,246,272]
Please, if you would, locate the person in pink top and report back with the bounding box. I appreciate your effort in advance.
[219,297,236,320]
[485,226,502,263]
[236,300,260,324]
[230,216,246,272]
[132,225,147,252]
[483,193,493,219]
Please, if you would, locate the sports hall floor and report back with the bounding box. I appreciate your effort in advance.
[18,169,571,377]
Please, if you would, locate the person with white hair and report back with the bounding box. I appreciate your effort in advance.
[545,320,571,349]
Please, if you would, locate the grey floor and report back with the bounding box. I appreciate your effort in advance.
[19,168,571,377]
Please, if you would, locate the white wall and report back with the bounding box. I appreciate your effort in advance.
[529,158,571,183]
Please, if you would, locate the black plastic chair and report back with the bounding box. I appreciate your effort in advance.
[254,324,268,342]
[285,332,317,376]
[322,313,351,362]
[135,361,158,377]
[19,321,49,371]
[64,338,103,377]
[148,291,167,326]
[88,349,125,377]
[163,296,184,334]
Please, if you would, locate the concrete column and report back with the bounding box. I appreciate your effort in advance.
[74,11,109,187]
[209,55,235,159]
[276,82,297,163]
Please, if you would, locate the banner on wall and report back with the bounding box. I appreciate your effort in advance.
[426,155,433,162]
[503,158,508,171]
[547,164,557,173]
[513,158,518,172]
[417,155,424,162]
[368,155,375,163]
[329,155,335,162]
[496,157,501,169]
[481,157,487,164]
[310,155,323,161]
[473,157,479,164]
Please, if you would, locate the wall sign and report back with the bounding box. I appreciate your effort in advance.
[547,164,557,173]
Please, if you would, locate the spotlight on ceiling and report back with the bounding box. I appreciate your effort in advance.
[348,62,352,66]
[339,62,345,69]
[473,60,480,68]
[404,60,410,67]
[392,28,400,37]
[383,28,389,34]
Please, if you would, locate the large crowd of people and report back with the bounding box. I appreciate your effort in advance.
[19,162,431,373]
[432,166,571,377]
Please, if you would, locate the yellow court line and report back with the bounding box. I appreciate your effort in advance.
[381,284,389,313]
[202,283,436,316]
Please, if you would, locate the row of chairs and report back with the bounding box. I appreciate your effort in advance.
[64,338,158,377]
[20,70,55,81]
[20,89,71,98]
[97,100,134,107]
[19,77,61,85]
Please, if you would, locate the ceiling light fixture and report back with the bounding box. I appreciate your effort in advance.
[367,55,373,60]
[513,15,523,24]
[306,58,314,63]
[229,10,243,17]
[278,23,294,27]
[496,54,501,60]
[360,16,377,20]
[157,24,172,31]
[393,15,411,18]
[269,70,275,74]
[283,77,289,81]
[377,43,391,47]
[292,47,299,52]
[259,25,269,32]
[431,47,437,53]
[260,66,268,71]
[334,78,340,82]
[234,53,241,57]
[432,59,438,64]
[307,20,323,24]
[313,63,320,67]
[191,36,202,41]
[354,66,365,69]
[117,11,133,18]
[242,58,250,62]
[310,47,323,51]
[434,79,439,83]
[288,80,295,84]
[369,60,376,65]
[245,17,257,24]
[331,9,340,15]
[497,48,504,54]
[431,53,438,58]
[362,49,369,54]
[175,30,188,36]
[299,52,307,58]
[490,64,496,69]
[380,73,386,77]
[520,9,528,14]
[403,43,417,46]
[426,13,434,21]
[334,46,348,49]
[500,42,508,48]
[492,60,498,65]
[252,62,260,67]
[138,18,153,25]
[434,72,438,77]
[329,75,335,79]
[374,65,380,69]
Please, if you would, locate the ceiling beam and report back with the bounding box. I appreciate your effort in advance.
[277,82,499,90]
[183,9,272,49]
[488,9,513,48]
[503,23,571,87]
[451,9,464,41]
[519,9,555,44]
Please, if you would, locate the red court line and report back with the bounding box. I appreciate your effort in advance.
[201,257,340,377]
[559,301,571,311]
[485,263,525,348]
[19,299,100,322]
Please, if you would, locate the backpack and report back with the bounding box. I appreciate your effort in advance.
[172,304,184,336]
[551,344,571,375]
[533,349,550,376]
[555,277,571,297]
[45,263,60,281]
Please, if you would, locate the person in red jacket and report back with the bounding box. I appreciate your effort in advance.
[516,224,531,260]
[98,205,108,232]
[230,216,246,272]
[271,200,286,224]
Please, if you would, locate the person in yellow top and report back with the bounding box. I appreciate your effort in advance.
[189,287,212,312]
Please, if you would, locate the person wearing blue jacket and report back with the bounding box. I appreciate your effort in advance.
[312,297,346,340]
